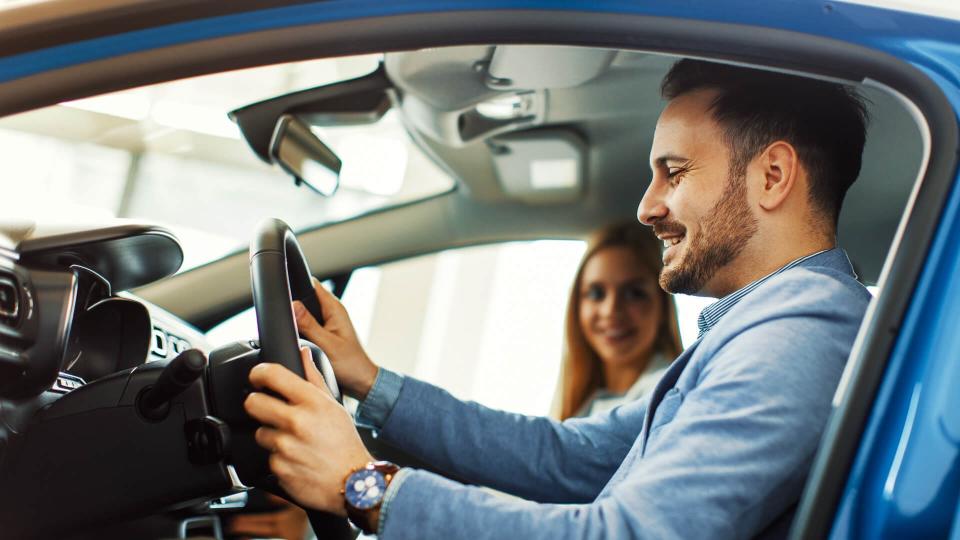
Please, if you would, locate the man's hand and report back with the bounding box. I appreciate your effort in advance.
[244,347,374,516]
[293,278,379,399]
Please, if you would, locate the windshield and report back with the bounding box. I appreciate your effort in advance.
[0,54,455,272]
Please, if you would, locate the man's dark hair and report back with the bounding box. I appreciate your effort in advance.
[661,59,869,227]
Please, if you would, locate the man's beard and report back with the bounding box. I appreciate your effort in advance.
[657,169,759,295]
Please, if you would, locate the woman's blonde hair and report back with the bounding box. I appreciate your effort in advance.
[559,221,683,420]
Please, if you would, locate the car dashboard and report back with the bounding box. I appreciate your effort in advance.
[0,221,241,539]
[0,222,204,399]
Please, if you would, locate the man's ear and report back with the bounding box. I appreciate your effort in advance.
[756,141,800,212]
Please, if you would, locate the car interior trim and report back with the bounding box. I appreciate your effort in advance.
[0,0,320,58]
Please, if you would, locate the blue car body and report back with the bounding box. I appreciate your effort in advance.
[1,1,958,538]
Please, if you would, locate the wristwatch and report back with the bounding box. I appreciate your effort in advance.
[342,460,400,534]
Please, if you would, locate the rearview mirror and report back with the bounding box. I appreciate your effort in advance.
[269,115,341,196]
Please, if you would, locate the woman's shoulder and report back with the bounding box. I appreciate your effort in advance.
[626,353,671,398]
[578,354,673,417]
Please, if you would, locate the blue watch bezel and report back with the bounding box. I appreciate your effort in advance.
[344,467,388,510]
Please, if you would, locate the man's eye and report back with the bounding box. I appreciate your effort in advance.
[666,168,686,184]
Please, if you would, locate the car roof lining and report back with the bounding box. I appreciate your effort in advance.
[140,72,919,323]
[382,46,922,284]
[0,10,955,539]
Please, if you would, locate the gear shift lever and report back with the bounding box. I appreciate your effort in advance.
[138,349,207,421]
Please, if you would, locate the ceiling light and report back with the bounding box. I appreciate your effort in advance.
[475,93,535,120]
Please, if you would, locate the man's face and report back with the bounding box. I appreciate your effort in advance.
[637,89,758,297]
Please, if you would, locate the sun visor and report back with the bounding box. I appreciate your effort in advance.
[490,130,585,204]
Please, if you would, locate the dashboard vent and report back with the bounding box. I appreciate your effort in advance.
[0,273,18,327]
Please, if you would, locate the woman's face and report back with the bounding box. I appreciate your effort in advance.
[578,246,663,368]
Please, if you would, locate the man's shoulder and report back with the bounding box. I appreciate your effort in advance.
[697,261,872,370]
[686,262,870,392]
[728,262,872,327]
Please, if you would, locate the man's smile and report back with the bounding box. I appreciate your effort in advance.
[659,236,683,247]
[657,232,686,264]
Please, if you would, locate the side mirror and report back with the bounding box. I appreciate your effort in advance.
[269,115,341,196]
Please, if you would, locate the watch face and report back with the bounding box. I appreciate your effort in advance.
[345,469,387,510]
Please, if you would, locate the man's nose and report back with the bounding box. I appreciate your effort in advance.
[637,180,668,225]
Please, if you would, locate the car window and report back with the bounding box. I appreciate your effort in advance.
[345,241,586,416]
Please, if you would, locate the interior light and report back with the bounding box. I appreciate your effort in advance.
[475,93,535,120]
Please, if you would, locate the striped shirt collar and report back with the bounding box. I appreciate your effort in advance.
[696,249,831,339]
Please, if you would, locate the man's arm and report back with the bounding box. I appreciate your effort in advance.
[370,369,646,503]
[293,279,643,503]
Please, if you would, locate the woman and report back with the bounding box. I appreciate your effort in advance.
[559,220,683,419]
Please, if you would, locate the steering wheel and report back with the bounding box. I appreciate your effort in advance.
[249,218,338,391]
[245,217,353,538]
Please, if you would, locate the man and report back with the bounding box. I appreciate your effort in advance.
[243,59,872,539]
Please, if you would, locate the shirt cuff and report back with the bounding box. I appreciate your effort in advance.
[377,468,411,537]
[355,368,405,429]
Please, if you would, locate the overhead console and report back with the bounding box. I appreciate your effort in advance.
[385,45,616,147]
[378,46,673,205]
